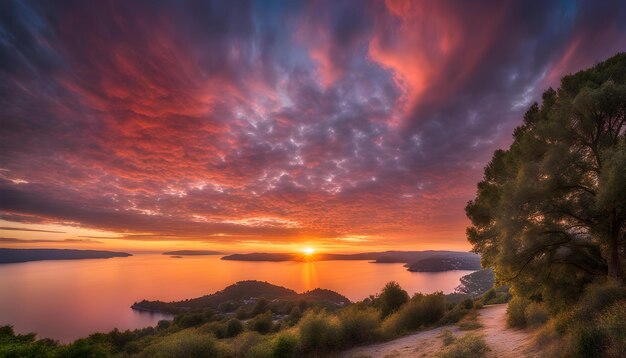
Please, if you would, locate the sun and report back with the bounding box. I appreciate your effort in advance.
[303,247,315,255]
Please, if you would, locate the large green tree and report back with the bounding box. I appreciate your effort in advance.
[466,53,626,308]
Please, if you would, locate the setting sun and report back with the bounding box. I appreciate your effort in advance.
[303,247,315,255]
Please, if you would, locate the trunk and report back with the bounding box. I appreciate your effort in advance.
[607,222,622,279]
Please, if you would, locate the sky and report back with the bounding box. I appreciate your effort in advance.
[1,0,626,253]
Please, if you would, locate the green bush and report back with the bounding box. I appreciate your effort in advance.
[382,292,445,336]
[225,318,244,338]
[595,300,626,358]
[0,326,60,358]
[235,307,249,320]
[141,330,227,358]
[440,306,470,325]
[575,280,626,322]
[175,312,208,328]
[481,288,496,303]
[272,332,299,358]
[574,326,606,358]
[199,321,226,338]
[506,296,531,328]
[436,333,489,358]
[298,310,342,353]
[525,302,549,328]
[285,306,302,326]
[460,298,474,310]
[252,298,269,316]
[249,311,274,334]
[338,306,381,344]
[245,340,274,358]
[378,281,409,317]
[231,332,266,357]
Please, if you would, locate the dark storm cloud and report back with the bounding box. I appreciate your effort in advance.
[1,0,625,247]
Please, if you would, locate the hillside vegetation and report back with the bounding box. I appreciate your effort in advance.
[0,280,484,357]
[466,53,626,357]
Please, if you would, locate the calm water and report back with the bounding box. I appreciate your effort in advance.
[0,254,473,342]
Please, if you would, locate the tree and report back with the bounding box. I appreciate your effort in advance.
[377,281,409,316]
[252,297,269,316]
[466,53,626,308]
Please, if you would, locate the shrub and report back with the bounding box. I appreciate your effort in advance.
[199,321,226,338]
[596,300,626,358]
[481,288,496,304]
[141,331,227,358]
[457,311,482,331]
[525,302,548,328]
[0,326,60,358]
[436,333,489,358]
[460,298,474,310]
[506,296,531,328]
[272,332,299,358]
[225,318,244,338]
[575,280,626,322]
[337,306,381,344]
[574,326,606,358]
[249,311,273,334]
[378,281,409,317]
[440,306,470,325]
[252,298,269,316]
[440,329,456,346]
[231,332,266,357]
[235,307,249,320]
[382,292,445,336]
[298,310,342,353]
[175,313,208,328]
[245,340,274,358]
[285,306,302,326]
[156,320,172,330]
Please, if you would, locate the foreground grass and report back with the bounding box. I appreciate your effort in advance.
[506,280,626,358]
[436,332,489,358]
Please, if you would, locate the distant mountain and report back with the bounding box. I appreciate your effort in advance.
[407,255,482,272]
[162,250,221,256]
[0,248,132,264]
[221,253,299,261]
[222,250,481,272]
[132,280,350,314]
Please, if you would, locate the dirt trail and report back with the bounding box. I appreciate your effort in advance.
[478,304,540,358]
[344,325,460,358]
[344,303,539,358]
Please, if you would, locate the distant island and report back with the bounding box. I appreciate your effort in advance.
[132,280,350,315]
[407,255,482,272]
[0,248,132,264]
[161,250,221,256]
[222,250,481,272]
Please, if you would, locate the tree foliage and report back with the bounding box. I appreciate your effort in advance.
[377,281,410,317]
[466,53,626,309]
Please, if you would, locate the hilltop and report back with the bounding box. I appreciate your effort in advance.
[132,280,350,315]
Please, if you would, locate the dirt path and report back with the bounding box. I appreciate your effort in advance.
[344,304,539,358]
[478,304,540,358]
[344,325,460,358]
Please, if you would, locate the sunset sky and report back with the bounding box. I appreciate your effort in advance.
[1,0,626,253]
